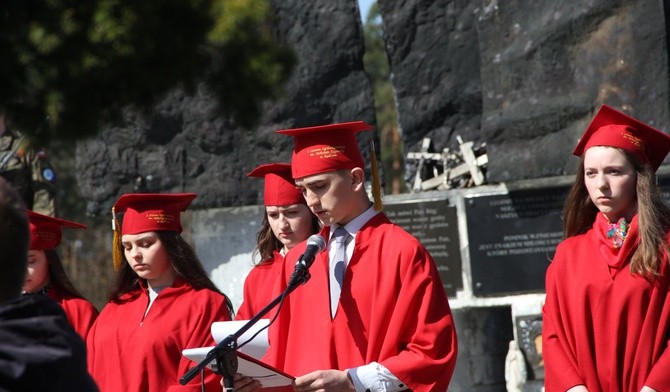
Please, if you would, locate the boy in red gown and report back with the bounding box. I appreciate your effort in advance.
[239,122,457,392]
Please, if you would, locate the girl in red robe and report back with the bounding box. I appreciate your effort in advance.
[543,104,670,391]
[23,210,99,341]
[236,163,319,320]
[87,193,234,392]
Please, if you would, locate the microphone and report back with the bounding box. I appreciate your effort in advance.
[289,234,326,285]
[297,234,327,269]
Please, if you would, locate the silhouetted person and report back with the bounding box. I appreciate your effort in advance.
[0,177,98,392]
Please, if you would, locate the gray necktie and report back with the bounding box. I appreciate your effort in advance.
[330,227,350,318]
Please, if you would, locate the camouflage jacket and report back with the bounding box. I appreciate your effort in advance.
[0,128,56,215]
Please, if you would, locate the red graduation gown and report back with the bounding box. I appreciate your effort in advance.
[543,214,670,391]
[265,213,457,392]
[47,286,99,341]
[236,251,284,321]
[87,279,232,392]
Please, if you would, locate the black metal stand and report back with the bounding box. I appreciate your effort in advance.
[179,259,313,389]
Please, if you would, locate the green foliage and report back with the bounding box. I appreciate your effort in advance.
[0,0,294,144]
[363,5,389,97]
[205,0,295,128]
[363,3,397,132]
[362,3,405,194]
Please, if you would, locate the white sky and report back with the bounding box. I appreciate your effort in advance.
[358,0,375,21]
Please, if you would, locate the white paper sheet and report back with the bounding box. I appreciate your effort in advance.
[210,319,269,359]
[182,347,292,388]
[182,319,293,388]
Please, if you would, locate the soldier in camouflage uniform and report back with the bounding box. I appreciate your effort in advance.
[0,114,56,216]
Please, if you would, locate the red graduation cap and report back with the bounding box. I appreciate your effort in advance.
[276,121,374,179]
[112,193,197,236]
[28,210,86,250]
[111,193,196,270]
[573,104,670,171]
[247,163,305,206]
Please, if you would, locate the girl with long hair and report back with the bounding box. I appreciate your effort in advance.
[236,163,319,320]
[87,193,233,392]
[543,105,670,391]
[23,210,98,340]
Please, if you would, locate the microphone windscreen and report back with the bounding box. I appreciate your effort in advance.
[307,234,327,252]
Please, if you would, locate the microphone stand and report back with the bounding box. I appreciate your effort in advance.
[179,257,313,391]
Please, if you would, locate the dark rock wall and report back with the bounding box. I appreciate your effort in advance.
[379,0,670,183]
[478,0,670,181]
[379,0,483,153]
[76,0,376,215]
[76,0,670,210]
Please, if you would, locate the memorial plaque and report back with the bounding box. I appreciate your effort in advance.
[384,199,462,297]
[465,187,569,296]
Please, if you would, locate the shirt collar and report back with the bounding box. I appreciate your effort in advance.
[330,204,378,241]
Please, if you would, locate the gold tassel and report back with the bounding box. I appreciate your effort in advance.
[112,207,123,271]
[370,140,383,212]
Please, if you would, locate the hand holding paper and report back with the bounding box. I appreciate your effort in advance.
[182,319,294,390]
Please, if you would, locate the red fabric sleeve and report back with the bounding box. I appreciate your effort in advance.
[236,270,257,321]
[48,288,99,342]
[377,244,457,392]
[236,256,284,321]
[173,292,232,391]
[542,262,585,392]
[61,298,99,341]
[645,344,670,389]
